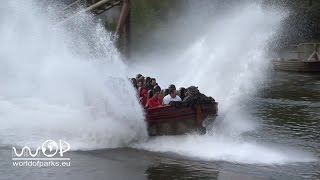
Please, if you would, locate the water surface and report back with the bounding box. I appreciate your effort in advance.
[1,72,319,180]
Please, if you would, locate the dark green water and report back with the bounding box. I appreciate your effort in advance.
[1,72,319,180]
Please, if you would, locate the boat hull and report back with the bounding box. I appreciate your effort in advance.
[146,102,218,136]
[273,59,320,73]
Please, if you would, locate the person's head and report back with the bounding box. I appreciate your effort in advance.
[140,88,148,98]
[180,87,186,97]
[137,78,144,87]
[153,85,161,98]
[150,78,157,86]
[136,74,143,80]
[187,86,199,96]
[164,89,169,96]
[169,88,177,98]
[147,90,153,99]
[168,84,176,90]
[131,78,137,87]
[145,77,151,84]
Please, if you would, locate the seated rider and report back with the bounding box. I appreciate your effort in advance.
[136,74,143,80]
[146,78,157,90]
[136,78,144,89]
[131,78,137,89]
[183,86,199,102]
[148,85,163,108]
[140,88,148,107]
[183,86,215,104]
[163,85,182,105]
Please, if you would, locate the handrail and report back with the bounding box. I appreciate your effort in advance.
[62,0,83,11]
[56,0,118,26]
[289,43,320,61]
[95,0,122,15]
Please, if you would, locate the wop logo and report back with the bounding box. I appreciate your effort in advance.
[12,140,70,159]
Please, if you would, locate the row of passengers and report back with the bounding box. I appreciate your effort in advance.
[131,74,189,107]
[140,84,185,108]
[131,75,157,91]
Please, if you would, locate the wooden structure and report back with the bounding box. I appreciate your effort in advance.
[59,0,130,57]
[273,43,320,72]
[146,102,218,136]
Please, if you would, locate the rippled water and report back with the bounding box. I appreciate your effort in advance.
[257,72,320,149]
[1,72,319,180]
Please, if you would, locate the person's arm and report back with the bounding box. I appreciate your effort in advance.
[159,98,163,107]
[147,98,155,108]
[145,96,150,108]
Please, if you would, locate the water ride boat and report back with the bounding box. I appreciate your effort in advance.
[145,92,218,136]
[272,43,320,73]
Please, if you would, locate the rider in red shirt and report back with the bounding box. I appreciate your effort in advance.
[140,88,148,107]
[148,85,163,108]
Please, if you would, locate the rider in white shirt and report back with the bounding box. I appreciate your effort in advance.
[163,87,182,105]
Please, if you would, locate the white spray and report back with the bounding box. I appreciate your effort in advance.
[131,3,317,164]
[0,1,147,150]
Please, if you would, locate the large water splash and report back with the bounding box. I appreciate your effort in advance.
[130,3,281,132]
[0,1,147,149]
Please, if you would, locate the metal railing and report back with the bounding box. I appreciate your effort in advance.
[290,43,320,61]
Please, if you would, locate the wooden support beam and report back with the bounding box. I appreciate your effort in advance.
[125,6,130,57]
[115,0,129,36]
[115,0,130,58]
